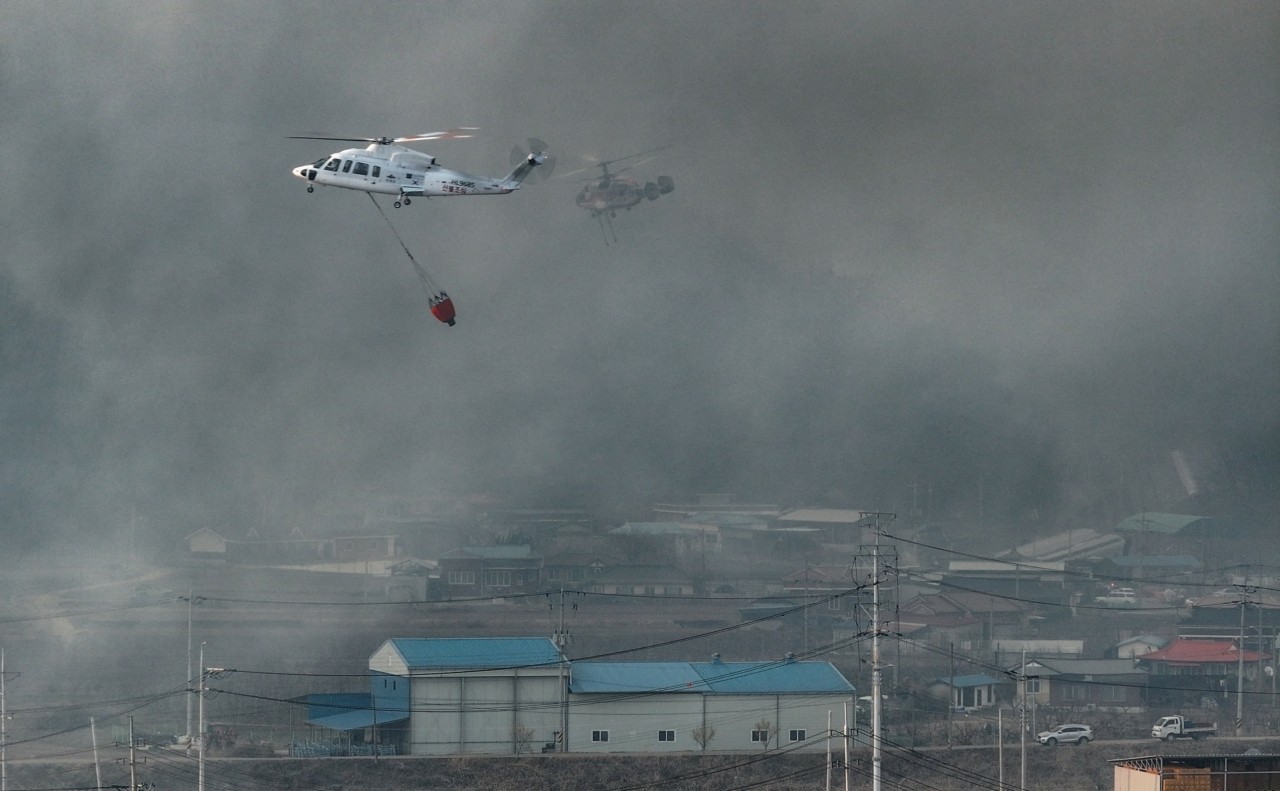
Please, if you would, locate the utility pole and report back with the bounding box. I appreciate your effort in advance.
[2,647,6,791]
[0,650,20,791]
[998,707,1004,791]
[825,709,832,791]
[552,589,571,753]
[198,643,206,791]
[864,512,895,791]
[843,701,850,791]
[871,538,882,791]
[1020,649,1026,791]
[127,717,137,791]
[804,564,811,653]
[947,643,954,750]
[1237,586,1251,736]
[179,591,205,746]
[853,514,896,791]
[90,717,102,791]
[121,717,152,791]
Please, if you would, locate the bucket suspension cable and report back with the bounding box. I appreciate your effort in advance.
[368,194,456,326]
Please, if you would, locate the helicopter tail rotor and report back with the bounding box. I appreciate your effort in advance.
[510,138,556,183]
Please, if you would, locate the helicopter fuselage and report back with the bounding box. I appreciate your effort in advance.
[575,178,644,216]
[292,142,534,201]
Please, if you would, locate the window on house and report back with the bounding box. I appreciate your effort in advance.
[592,730,609,743]
[1064,684,1086,700]
[828,598,842,610]
[789,729,806,742]
[644,586,657,595]
[484,570,512,587]
[663,586,681,595]
[1026,679,1041,694]
[546,569,561,581]
[657,730,675,742]
[1104,685,1126,701]
[751,730,769,743]
[447,571,475,585]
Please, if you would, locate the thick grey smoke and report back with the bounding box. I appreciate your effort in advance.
[1,1,1276,547]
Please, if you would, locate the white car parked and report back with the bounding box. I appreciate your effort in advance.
[1037,723,1094,746]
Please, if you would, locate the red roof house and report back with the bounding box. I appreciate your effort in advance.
[1136,638,1269,676]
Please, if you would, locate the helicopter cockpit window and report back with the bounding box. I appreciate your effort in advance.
[352,161,369,176]
[312,157,328,168]
[341,160,353,173]
[323,158,340,171]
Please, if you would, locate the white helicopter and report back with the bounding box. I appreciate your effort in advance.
[290,129,553,207]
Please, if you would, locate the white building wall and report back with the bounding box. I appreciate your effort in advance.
[412,676,462,755]
[409,669,562,756]
[569,693,852,753]
[705,695,848,751]
[369,643,409,676]
[569,694,702,752]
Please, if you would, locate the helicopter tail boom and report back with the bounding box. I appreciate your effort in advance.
[500,151,548,190]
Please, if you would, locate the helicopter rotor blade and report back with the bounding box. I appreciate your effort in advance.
[556,145,670,180]
[288,128,478,146]
[394,128,478,143]
[287,135,382,143]
[558,164,600,179]
[596,145,672,169]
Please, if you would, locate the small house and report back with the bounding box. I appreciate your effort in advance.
[928,673,1005,711]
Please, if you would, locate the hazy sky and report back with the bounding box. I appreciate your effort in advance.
[2,1,1276,547]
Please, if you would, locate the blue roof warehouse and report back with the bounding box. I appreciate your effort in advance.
[303,637,855,756]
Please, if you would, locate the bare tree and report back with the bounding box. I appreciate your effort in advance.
[691,724,716,752]
[512,725,536,755]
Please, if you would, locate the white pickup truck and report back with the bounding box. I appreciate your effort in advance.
[1151,715,1216,741]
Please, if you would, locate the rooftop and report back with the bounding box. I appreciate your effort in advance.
[934,673,1006,688]
[570,659,854,695]
[387,637,562,669]
[1115,512,1212,535]
[1136,638,1269,664]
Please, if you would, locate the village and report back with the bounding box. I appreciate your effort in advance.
[147,495,1280,758]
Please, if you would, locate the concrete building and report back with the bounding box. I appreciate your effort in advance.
[316,637,855,756]
[568,656,855,753]
[368,637,565,755]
